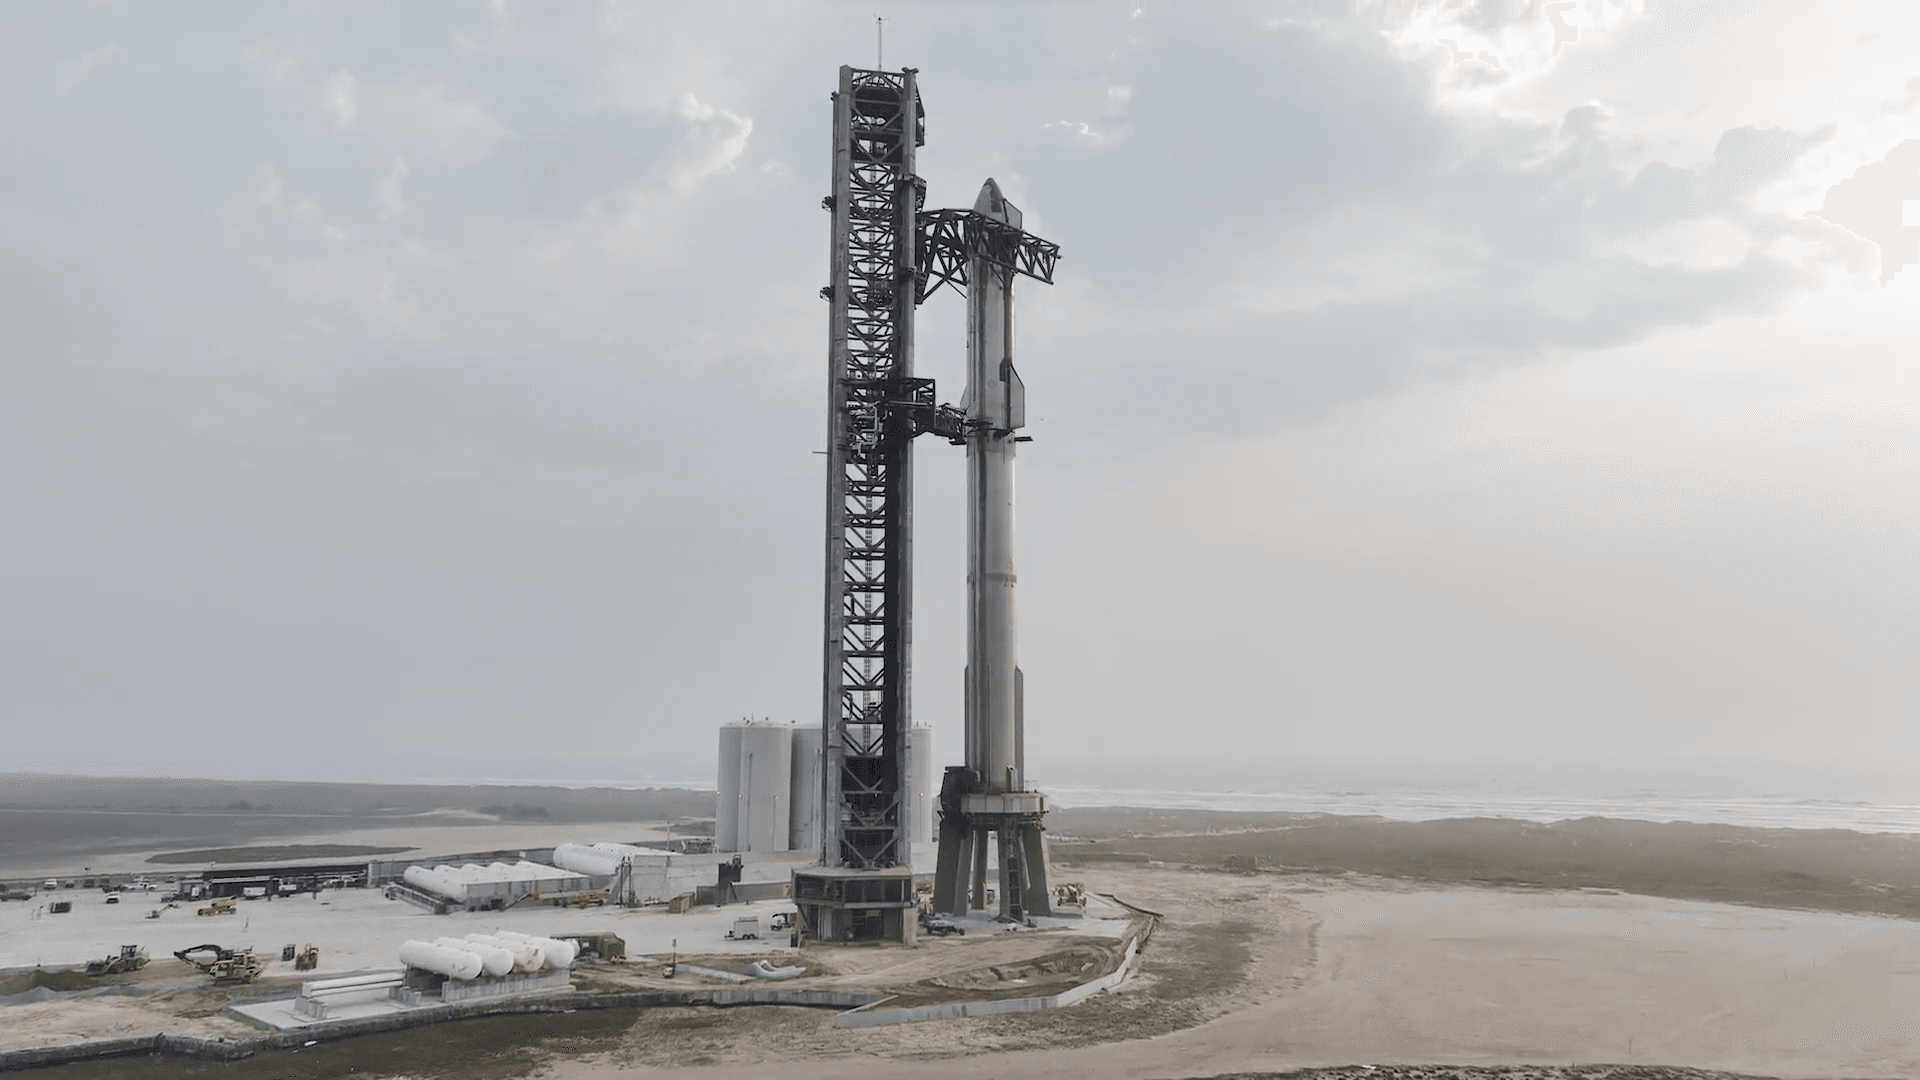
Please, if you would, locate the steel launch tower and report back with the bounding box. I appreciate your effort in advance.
[792,66,1058,943]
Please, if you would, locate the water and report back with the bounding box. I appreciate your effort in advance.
[1045,780,1920,835]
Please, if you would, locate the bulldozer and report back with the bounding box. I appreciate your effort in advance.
[196,896,238,917]
[174,944,264,984]
[85,945,150,976]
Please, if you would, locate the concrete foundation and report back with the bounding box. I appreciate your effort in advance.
[791,866,917,944]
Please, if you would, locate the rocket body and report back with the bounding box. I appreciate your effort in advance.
[932,177,1052,920]
[964,179,1025,797]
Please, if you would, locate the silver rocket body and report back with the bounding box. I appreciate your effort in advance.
[965,179,1025,798]
[932,179,1052,920]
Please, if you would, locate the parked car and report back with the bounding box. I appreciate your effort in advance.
[104,892,120,904]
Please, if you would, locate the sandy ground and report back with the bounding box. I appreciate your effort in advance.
[12,849,1920,1078]
[526,868,1920,1080]
[1,822,672,881]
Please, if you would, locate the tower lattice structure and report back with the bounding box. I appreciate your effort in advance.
[803,66,1060,942]
[819,66,926,871]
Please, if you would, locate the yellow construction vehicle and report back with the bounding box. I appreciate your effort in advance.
[174,944,263,984]
[196,896,238,917]
[85,945,150,976]
[293,943,320,971]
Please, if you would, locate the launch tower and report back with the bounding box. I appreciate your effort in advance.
[793,66,1059,943]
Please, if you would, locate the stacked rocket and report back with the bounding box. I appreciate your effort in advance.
[930,179,1053,921]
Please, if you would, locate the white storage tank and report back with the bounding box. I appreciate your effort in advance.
[715,723,745,853]
[551,843,621,877]
[735,723,792,852]
[789,724,824,856]
[909,724,935,852]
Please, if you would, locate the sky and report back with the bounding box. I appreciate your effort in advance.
[2,1,1917,795]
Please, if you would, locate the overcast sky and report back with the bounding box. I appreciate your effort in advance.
[4,1,1917,793]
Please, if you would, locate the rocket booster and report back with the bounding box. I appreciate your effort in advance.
[963,178,1026,797]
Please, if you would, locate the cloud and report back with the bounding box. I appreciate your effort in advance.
[7,1,1920,786]
[500,94,755,219]
[1363,0,1646,106]
[245,44,508,161]
[1033,277,1920,771]
[1815,139,1920,283]
[1012,15,1839,452]
[664,93,751,189]
[377,156,409,220]
[54,44,123,94]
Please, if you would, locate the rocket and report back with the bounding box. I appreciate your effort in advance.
[963,177,1027,798]
[933,178,1053,920]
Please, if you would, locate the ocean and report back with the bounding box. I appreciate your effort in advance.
[1043,778,1920,835]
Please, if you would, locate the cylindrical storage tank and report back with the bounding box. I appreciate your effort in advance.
[404,865,464,902]
[553,843,622,877]
[437,937,512,978]
[399,940,482,981]
[736,723,792,853]
[909,724,935,852]
[471,933,543,973]
[788,725,824,856]
[716,724,745,852]
[495,930,576,969]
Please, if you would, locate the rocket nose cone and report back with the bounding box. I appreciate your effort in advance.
[972,178,1022,228]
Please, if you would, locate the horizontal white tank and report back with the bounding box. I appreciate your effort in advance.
[399,940,482,980]
[790,725,823,856]
[590,841,656,858]
[403,865,467,902]
[493,929,576,969]
[463,933,541,973]
[552,843,622,877]
[436,937,512,978]
[401,861,585,903]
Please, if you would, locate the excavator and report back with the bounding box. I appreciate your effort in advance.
[174,944,263,984]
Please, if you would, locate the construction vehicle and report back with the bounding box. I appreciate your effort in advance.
[919,912,965,937]
[85,945,150,976]
[197,896,238,917]
[294,943,320,971]
[174,944,264,984]
[529,886,612,908]
[554,932,625,962]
